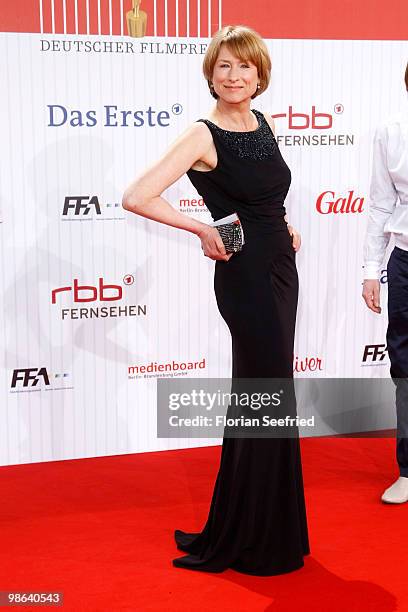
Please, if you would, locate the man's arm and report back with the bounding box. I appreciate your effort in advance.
[363,123,399,280]
[362,123,399,313]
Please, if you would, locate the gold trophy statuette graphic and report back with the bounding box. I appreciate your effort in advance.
[126,0,147,38]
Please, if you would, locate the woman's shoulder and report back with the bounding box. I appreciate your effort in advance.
[179,120,214,142]
[163,120,213,161]
[168,121,214,159]
[255,110,276,136]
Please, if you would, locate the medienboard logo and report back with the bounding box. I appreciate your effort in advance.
[47,103,183,128]
[178,197,209,215]
[61,195,124,221]
[51,275,147,320]
[10,368,73,393]
[362,344,388,366]
[128,358,206,380]
[273,104,354,147]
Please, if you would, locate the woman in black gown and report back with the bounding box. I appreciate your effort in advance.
[123,25,309,576]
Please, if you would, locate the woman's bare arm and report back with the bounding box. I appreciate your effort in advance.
[122,122,231,260]
[123,122,212,235]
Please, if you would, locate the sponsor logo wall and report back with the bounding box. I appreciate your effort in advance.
[0,1,407,465]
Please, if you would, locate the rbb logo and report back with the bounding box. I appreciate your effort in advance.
[362,345,388,363]
[62,196,101,216]
[316,190,364,214]
[52,278,123,303]
[11,367,50,388]
[272,106,333,130]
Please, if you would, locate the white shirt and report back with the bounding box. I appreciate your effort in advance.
[363,105,408,280]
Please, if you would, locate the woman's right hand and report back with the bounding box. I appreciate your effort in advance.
[197,225,233,261]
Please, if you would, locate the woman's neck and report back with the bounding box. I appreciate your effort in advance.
[210,100,257,131]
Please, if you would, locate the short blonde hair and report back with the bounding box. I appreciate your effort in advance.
[203,25,271,99]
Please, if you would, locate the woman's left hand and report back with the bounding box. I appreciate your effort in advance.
[287,225,301,252]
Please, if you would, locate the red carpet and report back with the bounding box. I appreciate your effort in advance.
[0,438,406,611]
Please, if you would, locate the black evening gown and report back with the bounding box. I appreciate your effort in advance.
[173,109,310,575]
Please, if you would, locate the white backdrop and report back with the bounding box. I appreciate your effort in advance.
[1,32,407,465]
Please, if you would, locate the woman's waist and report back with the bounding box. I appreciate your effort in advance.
[240,215,287,231]
[209,202,287,229]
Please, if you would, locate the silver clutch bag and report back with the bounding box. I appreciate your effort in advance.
[210,213,245,253]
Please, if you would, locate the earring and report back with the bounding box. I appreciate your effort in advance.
[257,83,260,90]
[209,81,215,93]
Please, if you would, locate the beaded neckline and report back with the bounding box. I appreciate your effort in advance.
[199,109,277,161]
[203,109,262,134]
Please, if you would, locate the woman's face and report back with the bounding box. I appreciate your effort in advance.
[212,44,259,103]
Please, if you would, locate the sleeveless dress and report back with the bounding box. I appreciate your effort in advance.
[173,109,310,575]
